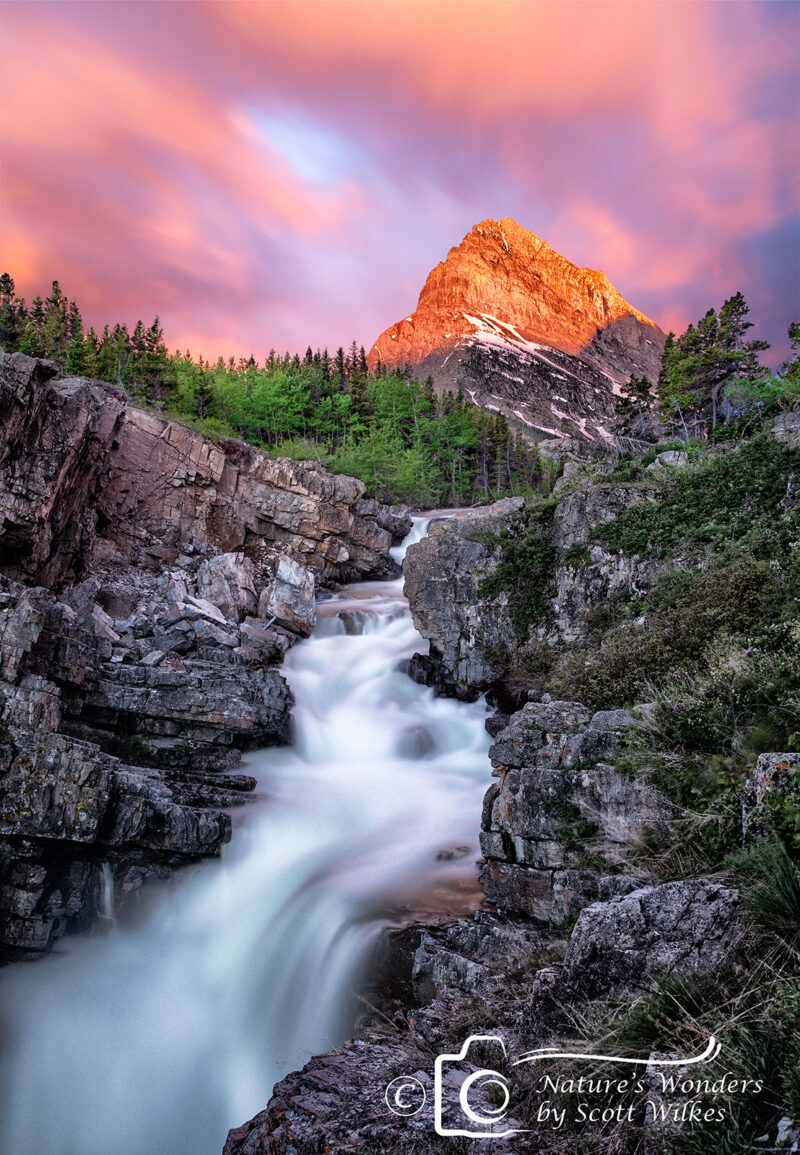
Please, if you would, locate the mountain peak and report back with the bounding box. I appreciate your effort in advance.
[367,217,665,443]
[369,217,658,371]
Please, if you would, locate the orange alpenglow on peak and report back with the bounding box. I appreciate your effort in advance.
[367,216,661,374]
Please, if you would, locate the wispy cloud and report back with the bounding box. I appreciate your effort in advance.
[1,0,797,361]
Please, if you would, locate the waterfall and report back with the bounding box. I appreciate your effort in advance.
[99,862,115,922]
[0,516,492,1155]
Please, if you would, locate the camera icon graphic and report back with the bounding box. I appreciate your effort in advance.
[434,1035,520,1139]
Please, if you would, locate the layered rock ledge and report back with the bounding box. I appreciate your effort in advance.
[0,352,410,958]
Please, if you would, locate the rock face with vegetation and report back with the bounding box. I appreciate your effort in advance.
[480,700,672,924]
[230,420,800,1155]
[0,351,410,959]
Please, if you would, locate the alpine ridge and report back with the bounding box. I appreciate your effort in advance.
[368,217,666,443]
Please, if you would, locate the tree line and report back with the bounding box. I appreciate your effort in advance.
[3,273,796,501]
[0,273,541,507]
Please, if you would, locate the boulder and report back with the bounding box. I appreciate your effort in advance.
[647,450,688,470]
[558,879,741,999]
[742,752,800,843]
[196,552,257,622]
[772,411,800,449]
[257,555,317,636]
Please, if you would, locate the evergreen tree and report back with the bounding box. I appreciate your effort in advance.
[347,340,359,376]
[657,293,770,435]
[0,273,20,351]
[84,328,101,378]
[334,346,346,385]
[66,299,86,374]
[43,280,69,361]
[19,296,45,357]
[616,374,656,439]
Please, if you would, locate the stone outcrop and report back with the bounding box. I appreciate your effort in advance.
[479,701,671,924]
[368,217,665,442]
[0,567,284,960]
[555,879,741,999]
[0,351,410,591]
[403,499,522,697]
[0,352,410,958]
[404,482,665,697]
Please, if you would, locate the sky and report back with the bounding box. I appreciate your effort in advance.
[1,0,798,365]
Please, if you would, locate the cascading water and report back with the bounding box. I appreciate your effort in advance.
[0,517,492,1155]
[99,862,115,922]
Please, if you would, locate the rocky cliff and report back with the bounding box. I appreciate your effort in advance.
[0,351,410,959]
[368,217,666,443]
[226,697,760,1153]
[227,431,800,1153]
[0,353,407,591]
[403,483,664,701]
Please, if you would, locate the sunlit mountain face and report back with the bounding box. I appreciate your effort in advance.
[368,216,668,441]
[0,0,797,362]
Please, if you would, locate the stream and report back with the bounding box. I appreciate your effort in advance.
[0,516,493,1155]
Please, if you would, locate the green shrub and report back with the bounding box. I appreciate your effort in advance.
[592,435,799,556]
[478,508,558,641]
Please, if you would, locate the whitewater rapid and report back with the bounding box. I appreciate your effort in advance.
[0,517,493,1155]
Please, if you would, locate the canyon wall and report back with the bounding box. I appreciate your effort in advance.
[0,351,410,959]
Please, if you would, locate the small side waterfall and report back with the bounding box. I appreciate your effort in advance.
[0,516,492,1155]
[99,862,115,922]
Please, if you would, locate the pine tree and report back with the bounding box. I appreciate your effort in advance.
[194,373,217,419]
[334,346,346,385]
[66,299,86,374]
[349,373,369,420]
[43,280,69,362]
[347,340,359,376]
[0,273,20,351]
[19,296,46,357]
[84,328,101,378]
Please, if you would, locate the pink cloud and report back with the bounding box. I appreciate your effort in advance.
[0,0,796,361]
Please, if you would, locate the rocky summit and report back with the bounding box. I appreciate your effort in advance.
[368,217,665,442]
